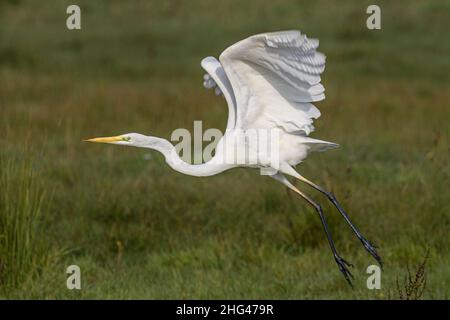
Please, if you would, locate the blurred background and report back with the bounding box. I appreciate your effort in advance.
[0,0,449,299]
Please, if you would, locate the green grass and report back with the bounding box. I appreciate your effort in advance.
[0,153,62,290]
[0,0,449,299]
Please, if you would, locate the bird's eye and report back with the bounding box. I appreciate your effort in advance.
[122,136,131,142]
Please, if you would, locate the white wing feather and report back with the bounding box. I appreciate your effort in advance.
[201,57,237,130]
[219,30,326,135]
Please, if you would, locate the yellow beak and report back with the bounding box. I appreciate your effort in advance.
[84,135,124,143]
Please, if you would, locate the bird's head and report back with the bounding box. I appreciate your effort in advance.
[84,133,173,155]
[84,133,149,147]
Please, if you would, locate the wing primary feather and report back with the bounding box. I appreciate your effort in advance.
[218,31,327,136]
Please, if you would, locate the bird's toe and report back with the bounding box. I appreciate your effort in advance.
[334,255,354,287]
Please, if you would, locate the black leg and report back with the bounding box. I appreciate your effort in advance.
[271,173,353,288]
[272,174,354,286]
[299,191,354,287]
[296,175,382,268]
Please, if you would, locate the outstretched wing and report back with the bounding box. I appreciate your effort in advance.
[201,57,237,130]
[219,30,326,135]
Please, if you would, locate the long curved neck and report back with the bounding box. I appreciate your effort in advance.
[141,137,233,177]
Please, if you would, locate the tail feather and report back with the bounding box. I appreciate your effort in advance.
[302,137,339,153]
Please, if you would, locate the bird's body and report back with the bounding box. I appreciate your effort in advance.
[199,31,338,173]
[86,30,381,286]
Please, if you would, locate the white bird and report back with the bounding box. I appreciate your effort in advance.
[86,30,381,285]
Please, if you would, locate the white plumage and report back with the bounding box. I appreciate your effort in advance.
[201,30,337,169]
[86,31,382,286]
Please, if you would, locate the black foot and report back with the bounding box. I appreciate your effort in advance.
[334,255,354,287]
[359,237,383,269]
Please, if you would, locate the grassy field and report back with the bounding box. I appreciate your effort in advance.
[0,0,449,299]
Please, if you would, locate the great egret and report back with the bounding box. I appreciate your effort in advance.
[86,30,381,286]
